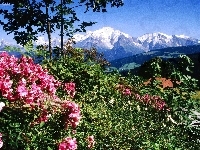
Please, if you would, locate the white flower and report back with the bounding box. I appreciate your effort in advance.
[0,102,5,112]
[136,105,140,111]
[109,98,115,104]
[0,140,3,148]
[0,133,3,148]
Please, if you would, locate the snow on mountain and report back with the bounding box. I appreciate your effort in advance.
[137,32,199,50]
[24,27,200,55]
[175,34,190,39]
[0,27,200,61]
[74,28,199,55]
[34,37,68,48]
[0,39,23,52]
[137,32,172,43]
[73,29,199,60]
[74,27,133,50]
[73,27,146,60]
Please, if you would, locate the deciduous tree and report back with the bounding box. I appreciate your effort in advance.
[0,0,123,59]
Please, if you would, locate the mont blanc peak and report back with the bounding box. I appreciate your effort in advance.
[73,27,131,49]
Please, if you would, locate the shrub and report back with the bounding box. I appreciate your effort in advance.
[1,44,200,149]
[0,52,82,149]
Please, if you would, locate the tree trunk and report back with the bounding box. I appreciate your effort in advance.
[60,0,64,56]
[46,5,52,60]
[47,21,52,59]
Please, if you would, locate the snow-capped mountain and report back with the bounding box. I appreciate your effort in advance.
[73,27,199,60]
[74,28,200,52]
[137,32,199,50]
[1,27,200,61]
[74,27,143,50]
[73,27,146,60]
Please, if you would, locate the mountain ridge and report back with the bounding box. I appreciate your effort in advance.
[1,27,200,61]
[73,27,200,60]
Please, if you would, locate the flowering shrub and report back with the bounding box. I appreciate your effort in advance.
[0,52,60,104]
[122,88,131,96]
[64,82,76,98]
[0,52,82,149]
[116,82,168,111]
[58,137,77,150]
[134,93,169,111]
[3,45,199,149]
[61,100,81,129]
[115,84,132,96]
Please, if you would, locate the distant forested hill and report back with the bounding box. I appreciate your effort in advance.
[110,44,200,69]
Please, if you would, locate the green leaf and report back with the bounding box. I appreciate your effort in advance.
[47,146,53,150]
[40,121,45,127]
[25,147,30,150]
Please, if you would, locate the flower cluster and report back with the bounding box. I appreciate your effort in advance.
[115,84,132,96]
[0,52,60,106]
[115,83,168,111]
[64,82,76,98]
[0,52,82,149]
[122,88,131,96]
[87,135,95,149]
[0,133,3,148]
[135,94,169,111]
[30,94,81,129]
[61,100,81,129]
[32,96,81,129]
[58,137,77,150]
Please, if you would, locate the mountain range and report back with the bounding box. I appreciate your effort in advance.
[1,27,200,61]
[73,27,200,61]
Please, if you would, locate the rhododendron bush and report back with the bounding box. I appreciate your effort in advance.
[0,52,82,149]
[1,45,200,150]
[38,45,199,149]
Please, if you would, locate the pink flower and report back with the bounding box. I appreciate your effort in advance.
[141,94,151,104]
[0,102,5,112]
[155,100,166,110]
[0,133,3,148]
[62,101,81,129]
[0,52,61,107]
[31,109,51,125]
[17,85,28,97]
[64,82,76,98]
[87,135,95,149]
[134,94,169,111]
[122,88,131,96]
[58,137,77,150]
[37,109,50,122]
[0,76,13,92]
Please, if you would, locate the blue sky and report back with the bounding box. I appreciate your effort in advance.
[0,0,200,43]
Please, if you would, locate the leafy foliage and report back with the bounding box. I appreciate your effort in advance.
[39,43,200,149]
[0,0,124,60]
[3,1,200,149]
[1,39,200,149]
[0,0,95,46]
